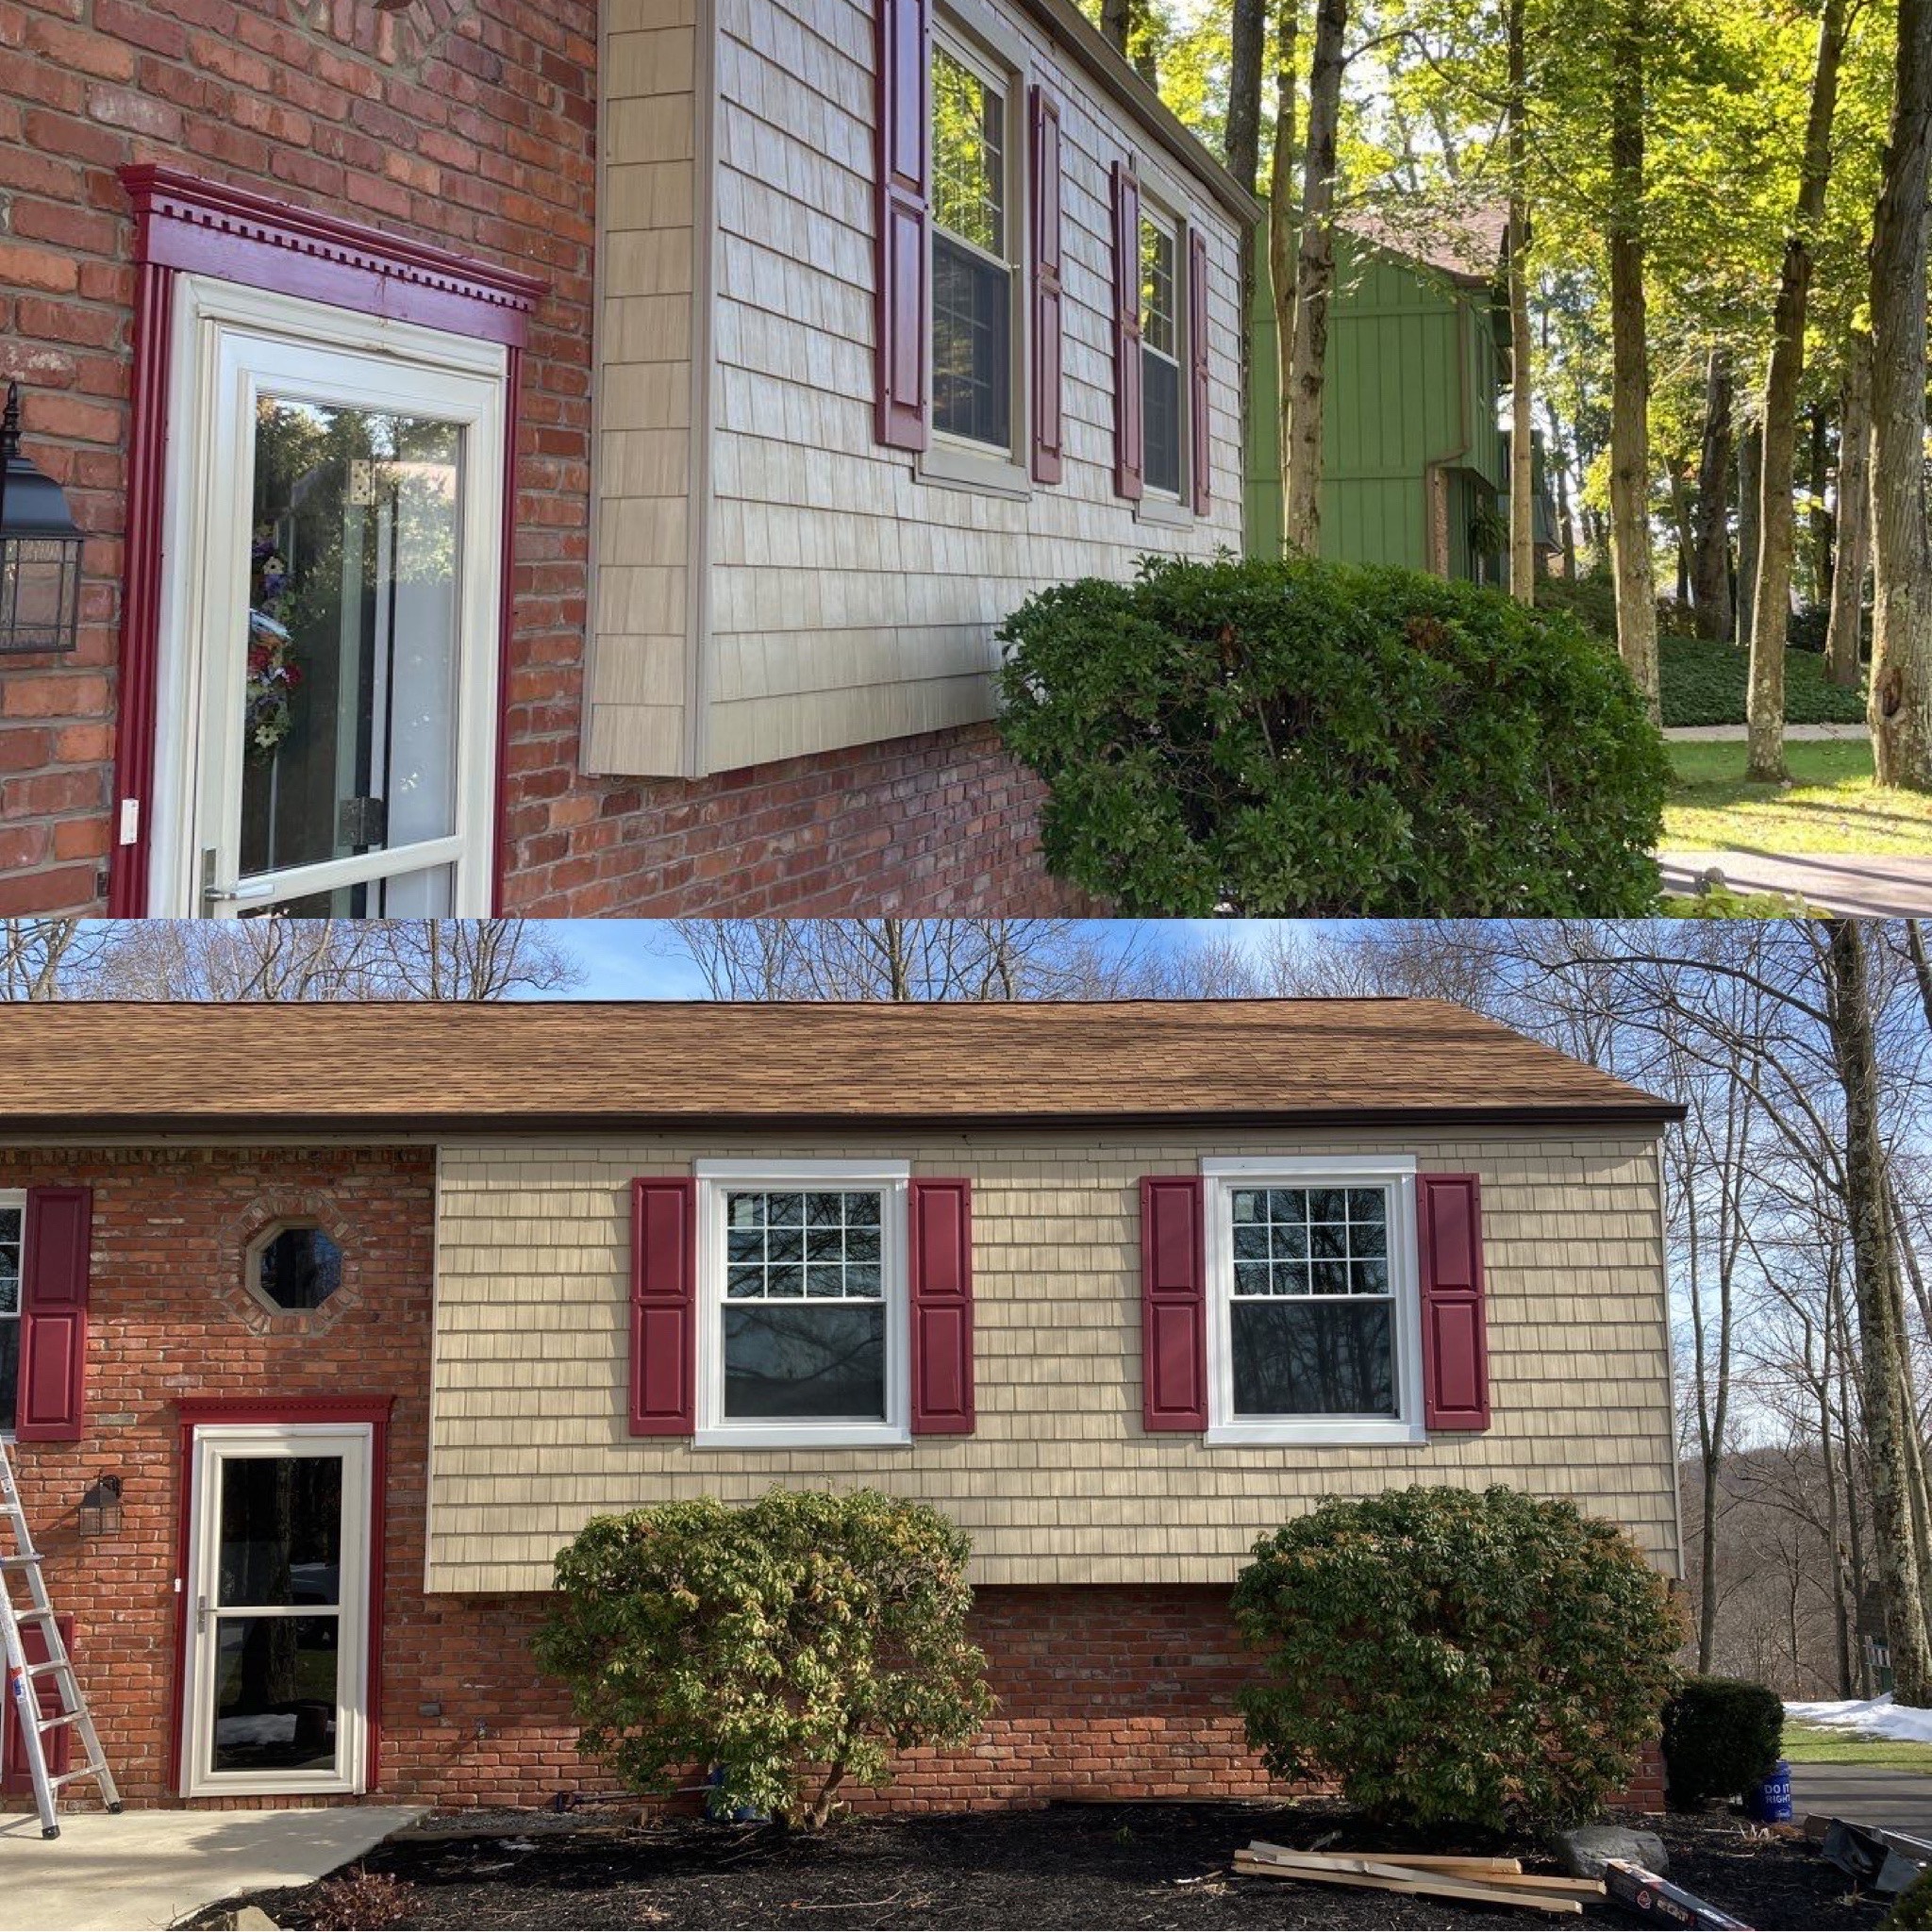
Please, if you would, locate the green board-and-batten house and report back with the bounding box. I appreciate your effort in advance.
[1247,209,1515,582]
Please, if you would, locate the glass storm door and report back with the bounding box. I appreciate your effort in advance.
[182,1424,372,1797]
[158,280,506,917]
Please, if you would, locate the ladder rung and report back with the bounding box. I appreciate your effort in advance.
[47,1769,104,1791]
[35,1712,78,1735]
[25,1660,73,1678]
[0,1554,43,1568]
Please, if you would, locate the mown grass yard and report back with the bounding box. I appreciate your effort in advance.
[1662,741,1932,857]
[1783,1719,1932,1771]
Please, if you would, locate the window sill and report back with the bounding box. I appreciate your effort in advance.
[1135,491,1194,531]
[692,1424,914,1451]
[1203,1422,1427,1448]
[915,439,1032,500]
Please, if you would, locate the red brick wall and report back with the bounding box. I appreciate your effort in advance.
[0,0,1078,917]
[3,1145,1660,1816]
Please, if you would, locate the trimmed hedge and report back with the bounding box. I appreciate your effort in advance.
[1231,1485,1684,1833]
[1660,1676,1785,1809]
[994,555,1669,916]
[534,1490,991,1828]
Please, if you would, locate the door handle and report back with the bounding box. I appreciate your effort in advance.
[199,850,276,908]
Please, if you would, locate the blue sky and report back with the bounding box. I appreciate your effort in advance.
[536,920,1335,999]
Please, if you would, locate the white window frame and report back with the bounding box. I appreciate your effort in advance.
[149,274,508,920]
[918,0,1033,500]
[0,1190,22,1441]
[1134,166,1197,528]
[1200,1155,1425,1447]
[692,1158,913,1450]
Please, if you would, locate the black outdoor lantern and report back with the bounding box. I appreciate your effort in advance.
[0,381,85,656]
[77,1474,124,1538]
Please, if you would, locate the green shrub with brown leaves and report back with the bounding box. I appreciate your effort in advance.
[535,1489,991,1828]
[1232,1485,1684,1832]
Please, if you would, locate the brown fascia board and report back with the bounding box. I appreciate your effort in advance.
[4,1102,1686,1140]
[1012,0,1266,228]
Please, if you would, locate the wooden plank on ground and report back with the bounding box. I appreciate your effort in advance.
[1232,1852,1584,1914]
[1244,1845,1601,1894]
[1247,1842,1525,1875]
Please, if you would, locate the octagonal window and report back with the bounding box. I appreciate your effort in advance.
[252,1225,344,1312]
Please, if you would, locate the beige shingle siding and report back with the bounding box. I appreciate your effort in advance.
[427,1128,1679,1593]
[586,0,1250,779]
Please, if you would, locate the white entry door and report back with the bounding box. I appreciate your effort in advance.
[153,276,507,918]
[181,1424,373,1797]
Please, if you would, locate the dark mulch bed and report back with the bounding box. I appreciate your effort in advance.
[202,1800,1889,1932]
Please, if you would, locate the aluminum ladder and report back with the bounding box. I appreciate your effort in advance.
[0,1441,118,1837]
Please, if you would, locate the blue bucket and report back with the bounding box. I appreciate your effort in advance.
[1747,1759,1793,1823]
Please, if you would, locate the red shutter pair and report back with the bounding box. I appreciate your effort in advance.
[629,1178,974,1436]
[874,0,1064,482]
[1109,166,1214,510]
[16,1188,92,1441]
[1140,1174,1491,1433]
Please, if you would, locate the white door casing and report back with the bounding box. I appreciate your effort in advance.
[180,1422,373,1798]
[150,275,507,918]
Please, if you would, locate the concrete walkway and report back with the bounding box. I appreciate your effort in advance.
[0,1806,425,1932]
[1790,1762,1932,1834]
[1665,723,1869,741]
[1659,849,1932,916]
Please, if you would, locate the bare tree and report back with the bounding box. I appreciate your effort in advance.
[0,920,92,1000]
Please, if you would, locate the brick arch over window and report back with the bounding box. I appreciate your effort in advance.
[212,1189,365,1337]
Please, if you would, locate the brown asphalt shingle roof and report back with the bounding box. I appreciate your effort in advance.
[0,999,1678,1133]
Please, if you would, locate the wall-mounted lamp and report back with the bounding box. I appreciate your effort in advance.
[0,381,85,657]
[77,1474,123,1538]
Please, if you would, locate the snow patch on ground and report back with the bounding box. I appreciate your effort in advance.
[1785,1695,1932,1742]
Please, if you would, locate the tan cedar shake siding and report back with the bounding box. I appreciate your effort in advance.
[427,1127,1679,1592]
[583,0,1251,781]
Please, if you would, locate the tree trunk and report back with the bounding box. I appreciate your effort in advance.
[1809,404,1835,604]
[1270,0,1300,557]
[1100,0,1129,53]
[1869,0,1932,785]
[1226,0,1267,193]
[1692,349,1734,639]
[1507,0,1535,603]
[1670,467,1694,608]
[1281,0,1348,555]
[1748,0,1848,782]
[1546,397,1578,578]
[1607,0,1659,718]
[1826,919,1932,1705]
[1738,425,1762,646]
[1827,331,1874,689]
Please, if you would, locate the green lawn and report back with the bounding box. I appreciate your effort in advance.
[1663,740,1932,857]
[1782,1719,1932,1771]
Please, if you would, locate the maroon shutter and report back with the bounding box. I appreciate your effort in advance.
[1418,1173,1491,1431]
[1187,228,1211,513]
[1141,1176,1206,1430]
[874,0,931,451]
[1110,159,1144,501]
[629,1178,696,1436]
[1,1617,72,1793]
[1028,88,1064,484]
[17,1187,91,1442]
[909,1178,974,1434]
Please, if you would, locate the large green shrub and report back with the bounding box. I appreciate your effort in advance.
[1887,1870,1932,1929]
[993,555,1669,915]
[534,1489,991,1827]
[1230,1485,1683,1833]
[1659,1677,1784,1810]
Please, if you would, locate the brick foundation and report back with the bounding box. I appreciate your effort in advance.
[1,1145,1661,1816]
[0,0,1080,918]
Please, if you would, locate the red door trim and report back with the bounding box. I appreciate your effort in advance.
[107,166,547,919]
[169,1396,394,1799]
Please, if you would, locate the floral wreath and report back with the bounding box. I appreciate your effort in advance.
[246,534,301,759]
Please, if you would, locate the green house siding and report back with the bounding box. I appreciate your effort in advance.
[1247,229,1507,579]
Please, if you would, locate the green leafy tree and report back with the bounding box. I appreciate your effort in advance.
[534,1490,991,1828]
[1232,1486,1684,1832]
